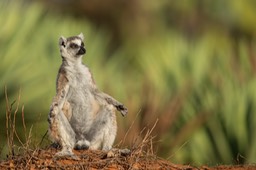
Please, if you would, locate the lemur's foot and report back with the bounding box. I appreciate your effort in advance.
[74,140,90,150]
[50,142,61,149]
[106,148,131,158]
[54,148,79,160]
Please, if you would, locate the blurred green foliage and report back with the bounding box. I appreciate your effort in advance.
[1,0,256,166]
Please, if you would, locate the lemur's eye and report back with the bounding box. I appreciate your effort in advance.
[81,42,84,47]
[70,43,79,49]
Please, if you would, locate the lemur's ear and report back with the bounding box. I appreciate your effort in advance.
[78,33,84,41]
[59,36,67,47]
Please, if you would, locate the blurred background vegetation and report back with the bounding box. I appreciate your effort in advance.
[1,0,256,166]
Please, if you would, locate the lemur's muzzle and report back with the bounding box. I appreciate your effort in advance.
[77,46,86,55]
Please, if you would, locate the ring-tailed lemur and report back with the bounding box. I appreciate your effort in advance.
[48,33,128,157]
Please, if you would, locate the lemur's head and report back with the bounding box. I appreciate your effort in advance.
[59,33,86,60]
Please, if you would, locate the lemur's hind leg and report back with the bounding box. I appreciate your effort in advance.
[88,108,117,151]
[48,106,75,157]
[102,112,117,151]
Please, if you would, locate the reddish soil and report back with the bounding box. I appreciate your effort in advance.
[0,147,255,170]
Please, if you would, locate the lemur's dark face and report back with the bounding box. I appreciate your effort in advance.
[69,41,86,55]
[59,33,86,59]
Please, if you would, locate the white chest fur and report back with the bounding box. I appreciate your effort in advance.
[65,62,94,88]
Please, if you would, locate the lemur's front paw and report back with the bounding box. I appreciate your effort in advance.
[117,105,128,116]
[49,102,59,117]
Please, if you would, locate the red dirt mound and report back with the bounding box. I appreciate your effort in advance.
[0,148,255,169]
